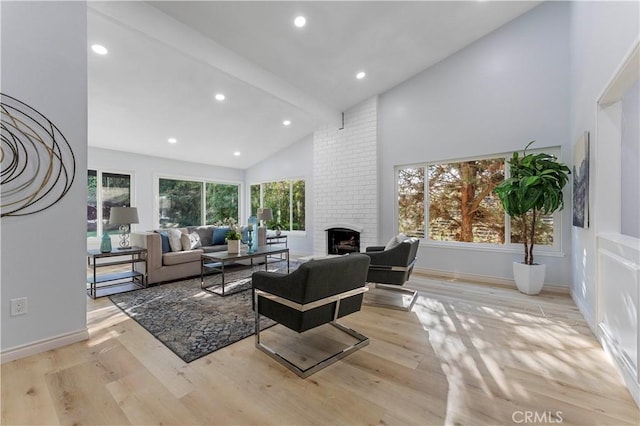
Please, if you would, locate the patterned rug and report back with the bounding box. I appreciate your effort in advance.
[109,260,297,363]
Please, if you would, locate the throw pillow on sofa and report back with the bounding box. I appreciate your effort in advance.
[179,233,201,250]
[187,232,202,249]
[155,230,171,253]
[212,227,229,245]
[167,228,183,252]
[384,233,408,251]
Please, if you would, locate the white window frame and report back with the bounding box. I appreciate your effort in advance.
[249,178,307,236]
[87,168,135,241]
[154,173,243,228]
[395,147,564,256]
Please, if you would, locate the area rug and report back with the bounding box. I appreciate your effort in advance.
[109,260,298,363]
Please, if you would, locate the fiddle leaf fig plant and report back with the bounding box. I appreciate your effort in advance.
[494,141,570,265]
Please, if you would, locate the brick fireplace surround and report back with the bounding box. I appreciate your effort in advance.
[313,97,378,255]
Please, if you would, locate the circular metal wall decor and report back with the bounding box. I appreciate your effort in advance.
[1,93,76,217]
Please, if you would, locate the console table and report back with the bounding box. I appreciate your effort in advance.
[201,246,289,296]
[87,246,147,299]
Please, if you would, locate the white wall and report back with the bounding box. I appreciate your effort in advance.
[570,1,639,325]
[621,80,639,239]
[378,2,572,286]
[88,146,244,248]
[245,135,314,255]
[1,2,88,356]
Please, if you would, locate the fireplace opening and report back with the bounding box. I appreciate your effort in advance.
[327,228,360,255]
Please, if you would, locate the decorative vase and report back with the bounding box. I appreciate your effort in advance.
[100,233,112,253]
[248,215,258,253]
[513,262,546,295]
[228,239,240,254]
[275,229,281,236]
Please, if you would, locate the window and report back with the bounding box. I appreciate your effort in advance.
[158,177,239,228]
[206,183,239,224]
[397,149,559,248]
[159,178,203,227]
[87,170,132,237]
[397,167,425,238]
[428,158,505,243]
[251,179,306,231]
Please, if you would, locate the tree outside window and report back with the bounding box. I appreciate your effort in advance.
[206,183,239,224]
[428,159,505,243]
[252,179,305,231]
[397,152,556,247]
[263,181,291,230]
[250,184,260,216]
[159,178,202,227]
[158,177,240,228]
[397,167,425,238]
[87,170,131,237]
[292,180,305,231]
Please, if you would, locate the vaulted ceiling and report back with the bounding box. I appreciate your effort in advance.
[88,1,540,169]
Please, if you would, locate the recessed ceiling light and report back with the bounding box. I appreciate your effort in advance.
[215,93,225,101]
[283,120,292,126]
[233,151,241,156]
[91,44,108,55]
[168,138,177,144]
[356,71,366,80]
[294,16,306,28]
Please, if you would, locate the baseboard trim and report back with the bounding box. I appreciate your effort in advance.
[598,323,640,407]
[413,266,569,295]
[570,290,598,335]
[1,328,89,364]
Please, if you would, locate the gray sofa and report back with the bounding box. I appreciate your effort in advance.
[131,225,243,285]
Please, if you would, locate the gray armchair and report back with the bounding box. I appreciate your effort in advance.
[362,237,420,311]
[252,253,371,378]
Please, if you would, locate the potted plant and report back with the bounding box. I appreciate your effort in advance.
[273,223,282,236]
[494,141,570,295]
[225,228,242,254]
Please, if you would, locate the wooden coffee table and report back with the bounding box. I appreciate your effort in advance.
[200,246,289,296]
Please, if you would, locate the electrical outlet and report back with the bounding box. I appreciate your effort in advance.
[10,298,27,316]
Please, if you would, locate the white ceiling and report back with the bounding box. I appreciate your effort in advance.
[88,1,540,169]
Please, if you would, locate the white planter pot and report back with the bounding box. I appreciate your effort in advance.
[512,262,546,295]
[228,239,240,254]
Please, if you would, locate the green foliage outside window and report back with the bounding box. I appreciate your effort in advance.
[102,172,132,234]
[397,167,425,238]
[87,170,97,237]
[292,180,305,231]
[428,159,505,243]
[252,179,305,231]
[397,151,558,247]
[250,184,260,216]
[206,183,238,224]
[87,170,131,237]
[264,181,291,230]
[159,178,202,227]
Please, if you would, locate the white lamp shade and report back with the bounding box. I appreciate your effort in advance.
[109,207,139,225]
[258,208,273,221]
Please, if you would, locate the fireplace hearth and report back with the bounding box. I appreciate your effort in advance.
[327,228,360,255]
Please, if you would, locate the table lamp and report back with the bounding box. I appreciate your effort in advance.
[257,208,273,247]
[109,206,139,249]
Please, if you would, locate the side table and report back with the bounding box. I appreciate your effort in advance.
[87,246,147,299]
[266,234,287,248]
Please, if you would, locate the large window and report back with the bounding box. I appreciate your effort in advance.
[397,150,559,248]
[158,177,239,228]
[87,170,132,237]
[251,179,305,231]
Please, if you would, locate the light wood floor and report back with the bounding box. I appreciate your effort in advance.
[2,273,638,425]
